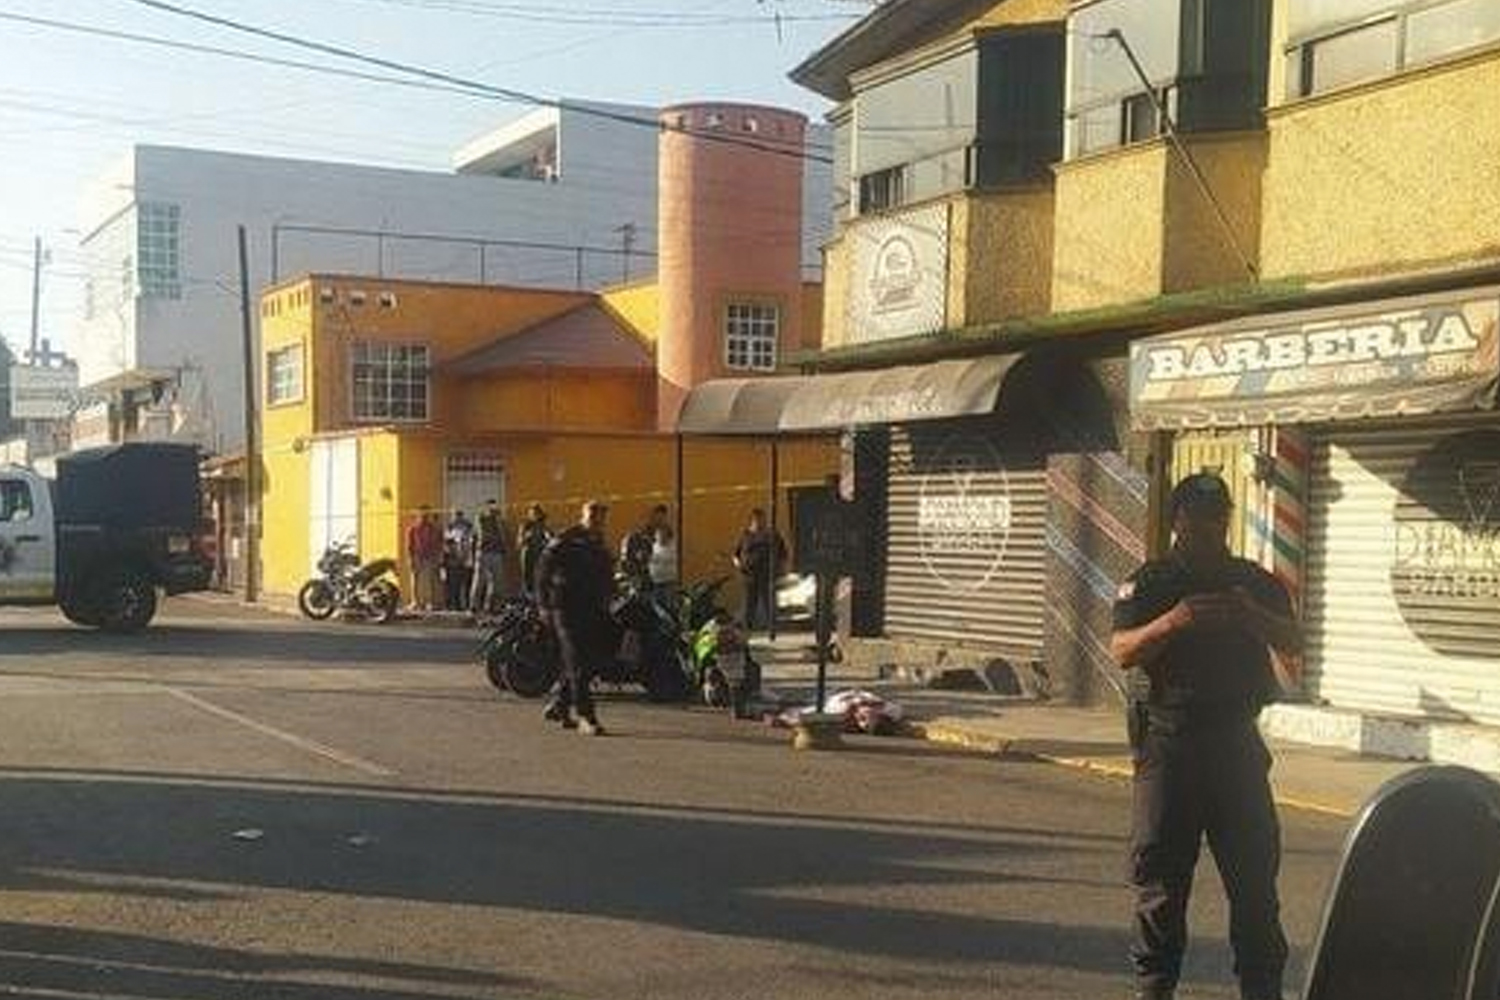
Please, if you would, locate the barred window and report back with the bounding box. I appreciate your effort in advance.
[137,202,181,299]
[724,303,780,372]
[352,342,429,422]
[266,345,304,406]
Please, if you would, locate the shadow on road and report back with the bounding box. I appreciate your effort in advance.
[0,920,529,999]
[0,624,475,667]
[0,769,1140,980]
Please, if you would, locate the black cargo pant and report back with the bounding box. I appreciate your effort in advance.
[551,610,605,721]
[1128,707,1289,1000]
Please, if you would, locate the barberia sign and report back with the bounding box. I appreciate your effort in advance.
[1140,309,1485,383]
[1129,293,1500,429]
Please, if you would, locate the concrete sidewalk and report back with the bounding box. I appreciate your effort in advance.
[905,701,1418,819]
[749,636,1415,819]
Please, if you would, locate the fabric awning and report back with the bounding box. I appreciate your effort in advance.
[779,356,1020,431]
[1130,288,1500,431]
[676,376,810,435]
[677,356,1022,435]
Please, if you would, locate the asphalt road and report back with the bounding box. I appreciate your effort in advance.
[0,599,1351,999]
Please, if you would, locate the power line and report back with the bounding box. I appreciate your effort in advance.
[0,10,499,102]
[115,0,834,165]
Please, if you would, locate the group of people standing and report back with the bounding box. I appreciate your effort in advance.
[404,499,787,629]
[403,499,524,615]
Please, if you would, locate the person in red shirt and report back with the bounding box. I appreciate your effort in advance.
[406,508,444,612]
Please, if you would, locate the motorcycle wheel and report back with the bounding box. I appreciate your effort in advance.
[368,582,400,624]
[298,580,338,621]
[701,666,731,709]
[643,647,692,704]
[482,646,508,692]
[503,638,559,699]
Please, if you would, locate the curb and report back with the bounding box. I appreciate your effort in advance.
[907,720,1359,819]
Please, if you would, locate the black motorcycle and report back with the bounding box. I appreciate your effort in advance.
[298,540,401,624]
[479,583,691,703]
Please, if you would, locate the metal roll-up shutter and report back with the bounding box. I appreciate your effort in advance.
[885,420,1048,656]
[1305,415,1500,725]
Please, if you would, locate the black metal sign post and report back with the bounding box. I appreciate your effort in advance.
[814,571,833,712]
[793,491,868,751]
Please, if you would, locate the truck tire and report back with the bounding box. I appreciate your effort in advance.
[98,572,158,634]
[59,594,105,629]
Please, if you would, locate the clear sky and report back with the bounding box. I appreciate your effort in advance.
[0,0,860,359]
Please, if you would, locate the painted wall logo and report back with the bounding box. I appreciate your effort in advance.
[869,234,922,314]
[918,436,1012,593]
[846,203,949,345]
[1391,429,1500,658]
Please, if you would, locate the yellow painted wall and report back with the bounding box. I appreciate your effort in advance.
[453,369,656,433]
[258,281,317,598]
[260,445,309,598]
[1051,132,1262,311]
[260,282,315,444]
[971,0,1066,30]
[1260,52,1500,283]
[1161,132,1265,294]
[946,197,972,330]
[388,431,839,603]
[1052,142,1171,312]
[963,185,1056,324]
[309,276,593,433]
[359,432,403,581]
[599,280,662,344]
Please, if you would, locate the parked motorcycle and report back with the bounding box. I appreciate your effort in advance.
[478,582,691,703]
[678,577,761,716]
[298,540,401,624]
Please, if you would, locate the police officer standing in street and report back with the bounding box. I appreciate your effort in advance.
[1111,473,1303,1000]
[536,500,614,737]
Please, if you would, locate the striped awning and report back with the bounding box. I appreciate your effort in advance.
[1130,287,1500,431]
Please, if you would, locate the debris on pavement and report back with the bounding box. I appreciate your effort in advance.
[772,689,905,736]
[231,828,265,842]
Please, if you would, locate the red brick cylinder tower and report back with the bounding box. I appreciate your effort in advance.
[657,102,808,430]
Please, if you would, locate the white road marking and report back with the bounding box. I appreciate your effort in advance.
[163,687,396,778]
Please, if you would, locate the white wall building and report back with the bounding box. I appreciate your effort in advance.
[73,99,831,454]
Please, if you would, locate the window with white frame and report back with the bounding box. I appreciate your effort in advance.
[351,341,429,422]
[266,345,304,406]
[136,202,181,299]
[724,303,780,372]
[1286,0,1500,98]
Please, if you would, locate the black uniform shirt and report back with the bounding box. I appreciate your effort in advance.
[1112,555,1292,718]
[536,525,614,618]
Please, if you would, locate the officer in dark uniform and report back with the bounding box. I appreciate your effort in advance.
[536,500,615,737]
[1111,473,1303,1000]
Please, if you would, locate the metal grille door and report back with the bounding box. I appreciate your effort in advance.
[1305,417,1500,724]
[884,422,1048,657]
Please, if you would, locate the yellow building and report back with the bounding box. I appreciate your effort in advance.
[256,274,836,602]
[780,0,1500,737]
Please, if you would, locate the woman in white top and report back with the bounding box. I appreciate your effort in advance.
[649,525,679,592]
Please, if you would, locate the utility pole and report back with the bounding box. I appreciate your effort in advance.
[237,225,261,603]
[28,236,42,363]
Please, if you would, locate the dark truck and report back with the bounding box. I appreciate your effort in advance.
[0,443,215,631]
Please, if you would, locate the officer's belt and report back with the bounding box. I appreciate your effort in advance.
[1138,701,1261,735]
